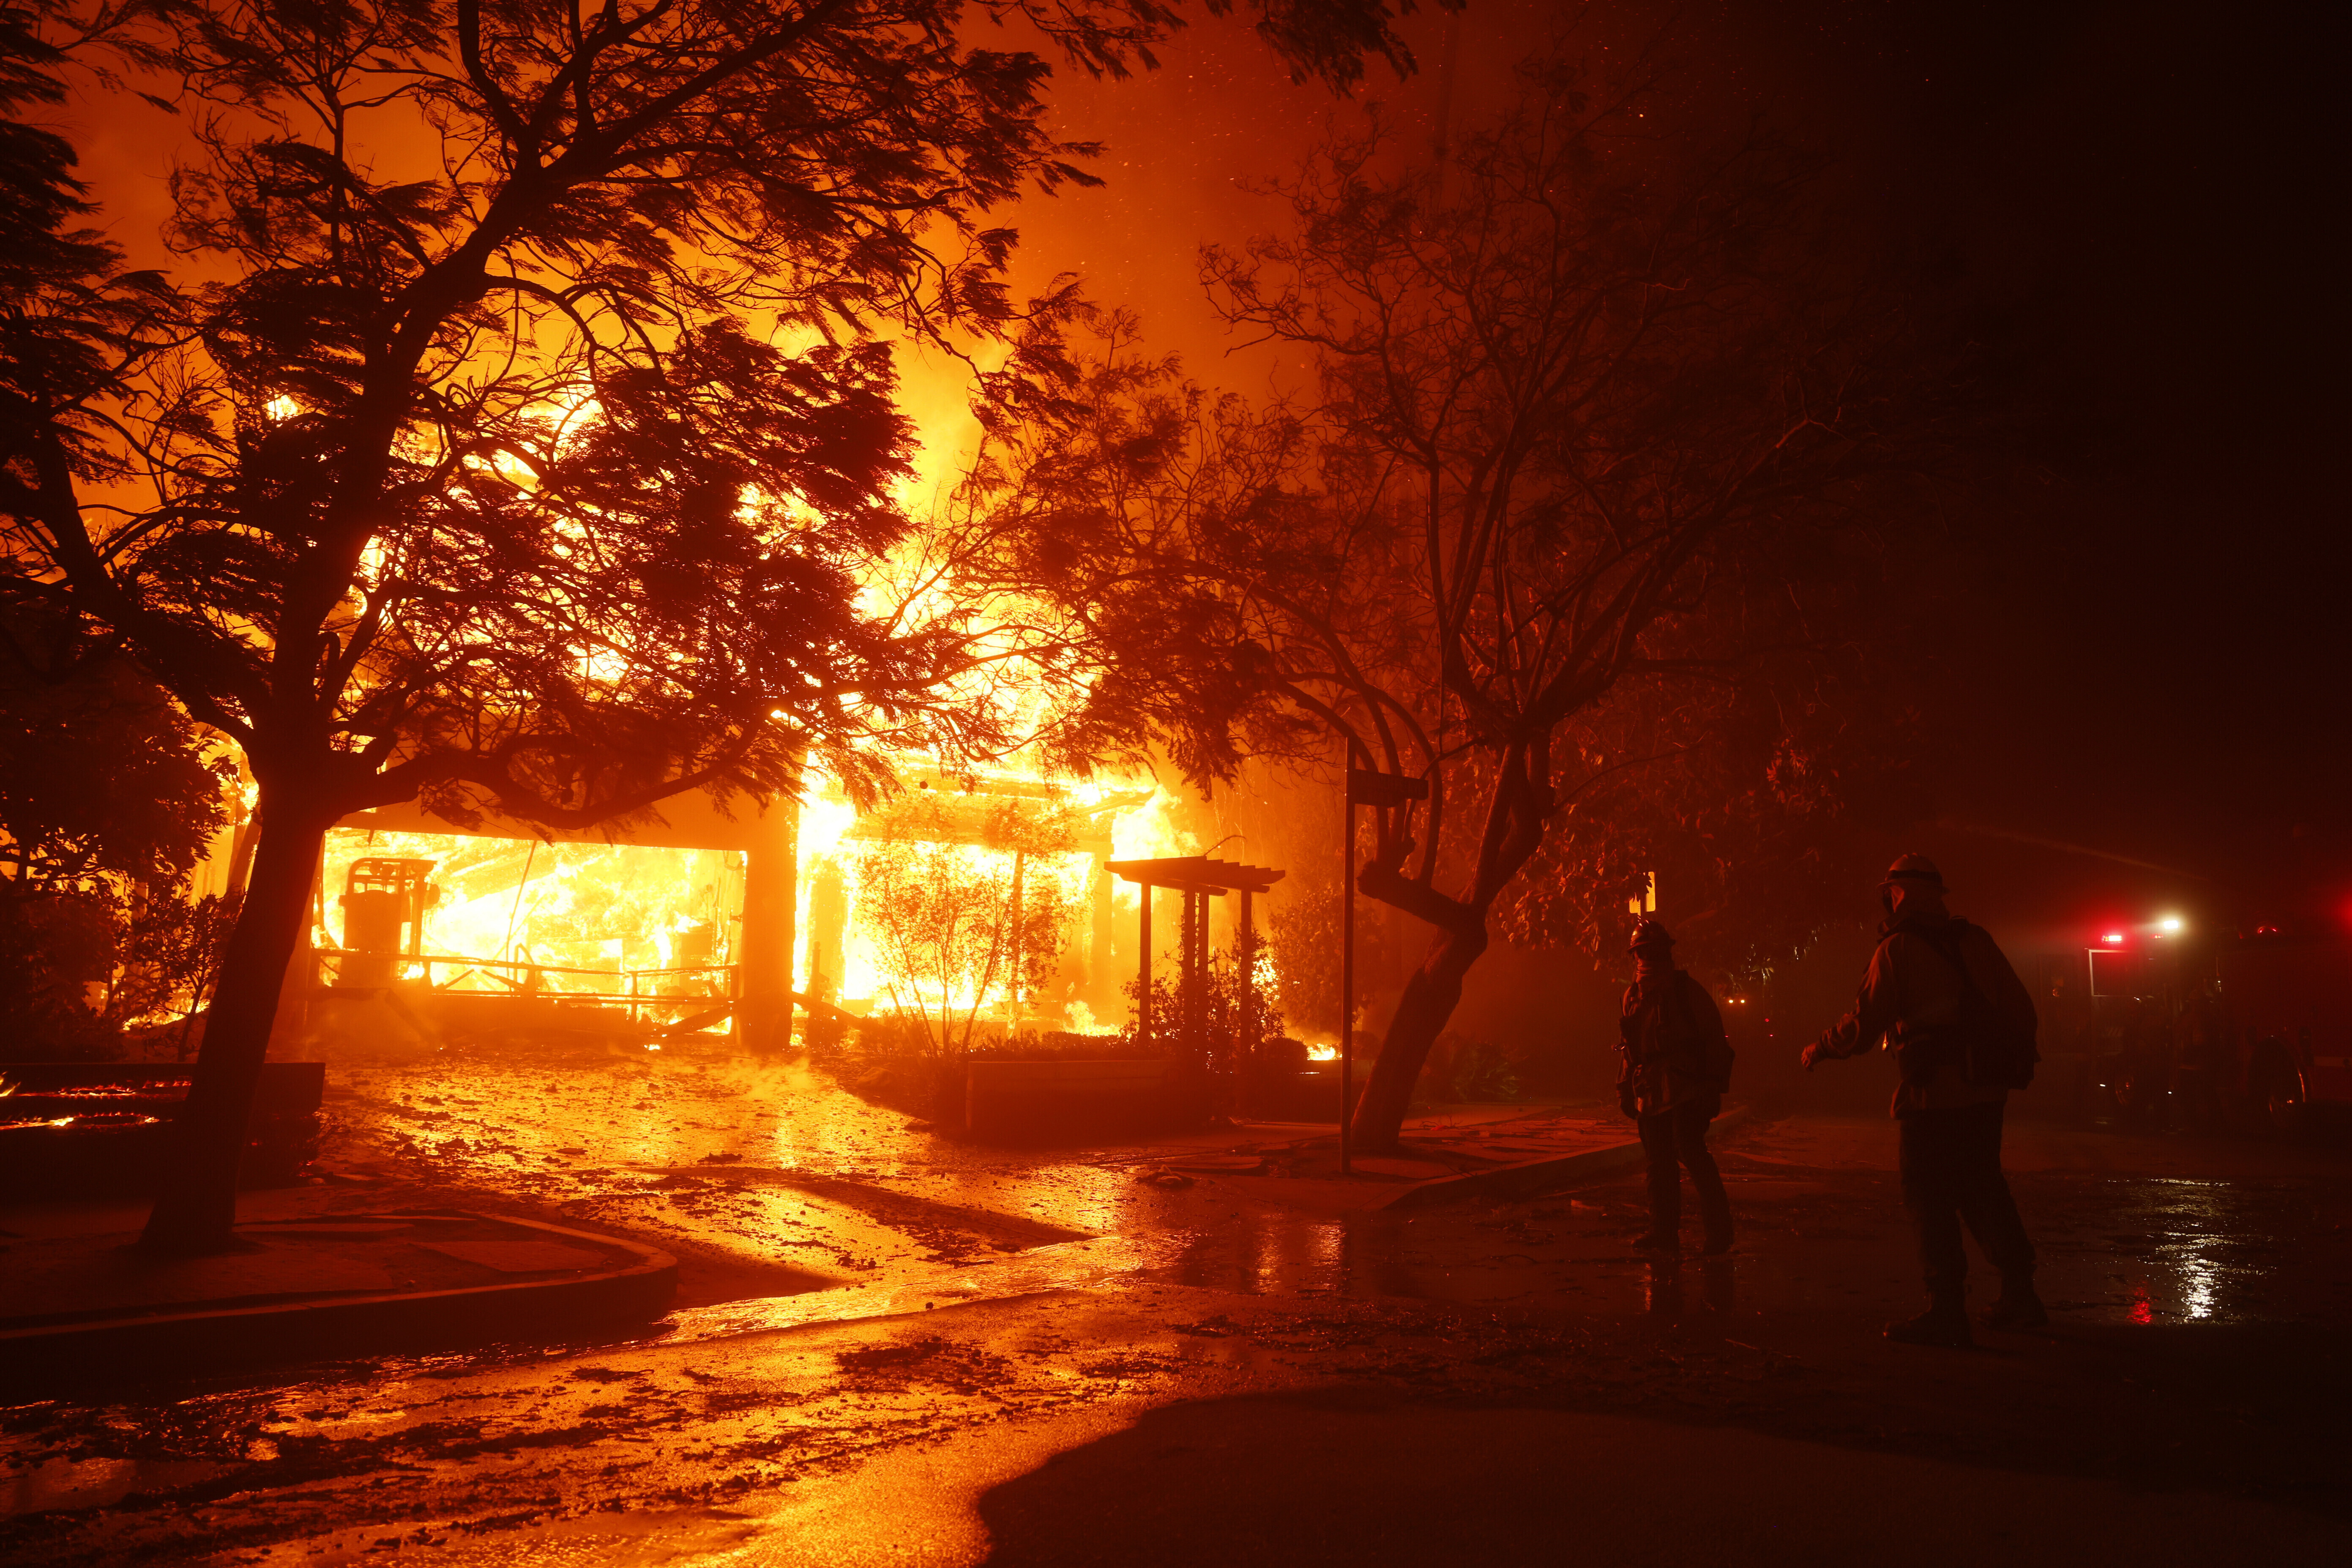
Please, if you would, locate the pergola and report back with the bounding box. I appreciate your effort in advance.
[1103,856,1285,1053]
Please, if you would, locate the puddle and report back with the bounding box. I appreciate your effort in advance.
[1145,1205,1673,1312]
[0,1454,228,1513]
[2029,1174,2328,1327]
[328,1058,1180,1284]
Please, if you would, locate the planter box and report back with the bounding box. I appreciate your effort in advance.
[964,1058,1184,1142]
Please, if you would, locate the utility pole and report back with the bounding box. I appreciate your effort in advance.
[1006,849,1025,1038]
[1339,746,1355,1175]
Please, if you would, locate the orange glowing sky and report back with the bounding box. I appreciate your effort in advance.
[47,3,1553,484]
[41,1,2345,898]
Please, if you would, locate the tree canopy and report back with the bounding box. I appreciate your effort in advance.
[953,46,1946,1144]
[0,604,228,893]
[0,0,1425,1248]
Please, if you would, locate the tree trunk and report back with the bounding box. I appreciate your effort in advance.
[1347,916,1490,1153]
[139,796,331,1255]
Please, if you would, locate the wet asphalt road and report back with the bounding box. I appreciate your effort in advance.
[5,1052,2351,1565]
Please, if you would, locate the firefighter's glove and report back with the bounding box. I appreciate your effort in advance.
[1800,1041,1825,1073]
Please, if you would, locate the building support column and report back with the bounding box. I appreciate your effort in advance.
[1088,850,1115,1011]
[1179,891,1199,1050]
[1236,887,1256,1063]
[739,795,799,1054]
[1136,881,1153,1044]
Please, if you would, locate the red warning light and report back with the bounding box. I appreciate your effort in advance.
[2101,932,2125,945]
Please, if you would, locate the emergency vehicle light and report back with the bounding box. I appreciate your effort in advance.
[2101,932,2125,945]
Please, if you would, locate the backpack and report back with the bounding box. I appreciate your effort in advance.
[1892,921,2040,1090]
[1658,972,1735,1092]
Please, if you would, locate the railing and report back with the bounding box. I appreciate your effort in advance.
[312,948,739,1029]
[626,964,742,1034]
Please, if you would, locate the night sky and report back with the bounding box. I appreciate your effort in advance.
[987,0,2347,932]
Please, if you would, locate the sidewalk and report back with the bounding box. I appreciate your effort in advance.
[0,1209,674,1399]
[1151,1102,1752,1211]
[0,1093,1729,1399]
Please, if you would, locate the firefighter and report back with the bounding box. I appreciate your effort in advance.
[2174,980,2227,1134]
[1803,855,2045,1346]
[1617,918,1735,1254]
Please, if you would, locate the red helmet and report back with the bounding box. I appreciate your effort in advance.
[1628,917,1677,952]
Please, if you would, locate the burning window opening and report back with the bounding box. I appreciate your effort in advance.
[309,828,746,1044]
[209,612,1296,1062]
[281,748,1215,1056]
[795,765,1166,1047]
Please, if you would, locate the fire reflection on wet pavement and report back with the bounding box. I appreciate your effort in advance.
[322,1052,1226,1297]
[314,1049,2352,1334]
[5,1065,2350,1564]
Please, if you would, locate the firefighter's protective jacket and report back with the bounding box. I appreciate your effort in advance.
[1816,910,2038,1116]
[1618,969,1732,1115]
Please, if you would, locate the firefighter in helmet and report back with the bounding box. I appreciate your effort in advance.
[1803,855,2045,1346]
[1617,918,1735,1254]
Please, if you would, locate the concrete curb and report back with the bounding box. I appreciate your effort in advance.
[1378,1104,1755,1210]
[0,1214,676,1399]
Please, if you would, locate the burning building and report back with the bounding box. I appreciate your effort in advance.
[255,757,1222,1058]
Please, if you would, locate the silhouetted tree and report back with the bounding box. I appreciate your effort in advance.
[850,793,1079,1053]
[0,534,231,1063]
[0,0,1425,1250]
[0,606,228,895]
[1486,647,1931,981]
[960,49,1939,1150]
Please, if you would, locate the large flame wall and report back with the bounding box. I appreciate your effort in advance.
[320,828,743,989]
[309,757,1230,1035]
[793,768,1204,1033]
